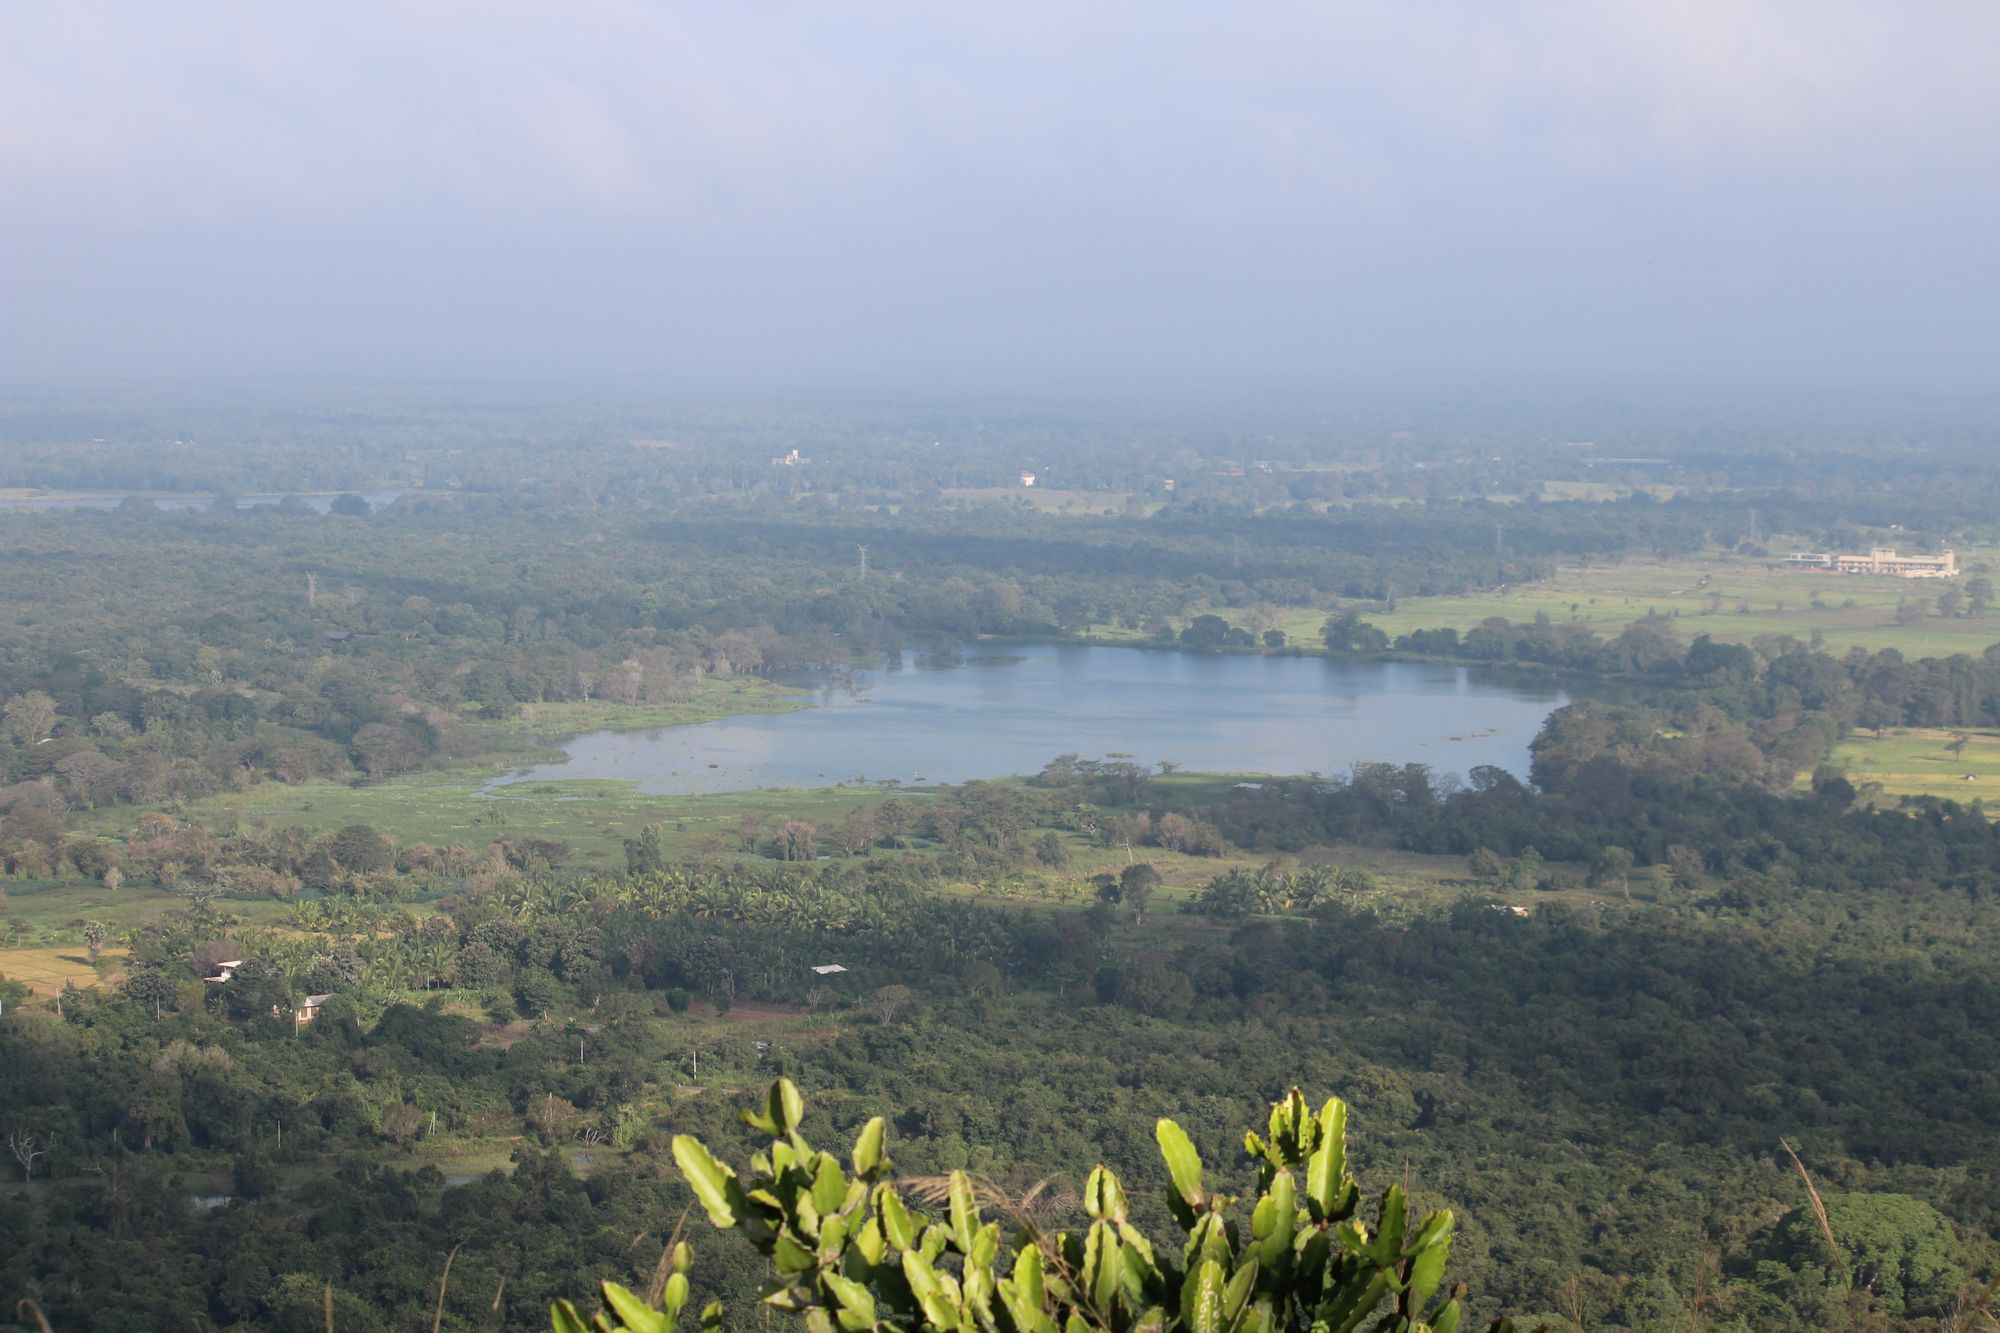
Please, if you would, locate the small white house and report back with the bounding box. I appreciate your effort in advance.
[273,994,333,1029]
[1019,471,1037,487]
[810,964,849,976]
[204,959,246,984]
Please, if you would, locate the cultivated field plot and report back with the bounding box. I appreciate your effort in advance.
[941,486,1152,516]
[1258,551,2000,658]
[468,676,807,740]
[116,770,912,868]
[1819,727,2000,805]
[2,880,203,936]
[0,881,295,996]
[0,945,127,997]
[1535,480,1682,502]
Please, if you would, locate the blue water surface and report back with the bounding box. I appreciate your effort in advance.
[489,643,1569,794]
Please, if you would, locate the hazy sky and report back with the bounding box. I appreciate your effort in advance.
[5,2,1998,393]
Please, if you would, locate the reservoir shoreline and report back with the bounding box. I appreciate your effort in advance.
[488,641,1573,796]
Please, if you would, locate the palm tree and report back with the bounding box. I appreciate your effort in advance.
[419,935,458,989]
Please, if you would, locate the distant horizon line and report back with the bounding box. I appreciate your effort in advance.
[3,374,1998,408]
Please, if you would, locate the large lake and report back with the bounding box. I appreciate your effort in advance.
[489,644,1569,794]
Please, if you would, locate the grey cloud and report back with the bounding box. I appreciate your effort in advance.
[3,1,1997,391]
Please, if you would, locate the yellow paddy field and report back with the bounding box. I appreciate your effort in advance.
[0,945,128,997]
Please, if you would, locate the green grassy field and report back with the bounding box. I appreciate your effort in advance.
[1296,552,2000,657]
[469,676,807,739]
[0,945,127,997]
[71,762,1590,912]
[50,771,1562,952]
[0,880,294,995]
[941,486,1152,516]
[131,767,1337,896]
[1087,550,2000,659]
[67,676,827,871]
[0,878,292,938]
[97,770,910,868]
[1535,480,1682,503]
[1815,727,2000,805]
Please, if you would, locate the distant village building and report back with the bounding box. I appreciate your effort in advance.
[203,959,246,983]
[1019,471,1037,487]
[274,994,332,1030]
[772,448,804,466]
[1782,548,1957,579]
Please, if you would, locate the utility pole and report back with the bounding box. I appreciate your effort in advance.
[856,544,868,584]
[1748,508,1759,544]
[1494,524,1506,557]
[306,572,317,607]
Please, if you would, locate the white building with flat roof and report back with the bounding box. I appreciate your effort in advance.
[1782,548,1957,578]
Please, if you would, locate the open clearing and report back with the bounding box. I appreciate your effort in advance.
[0,880,294,995]
[1535,480,1682,503]
[45,772,1570,974]
[1295,552,2000,657]
[87,770,917,869]
[468,676,807,740]
[2,879,292,937]
[1085,550,2000,659]
[942,486,1150,516]
[0,945,128,997]
[1817,727,2000,805]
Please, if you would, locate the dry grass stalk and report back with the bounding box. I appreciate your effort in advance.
[647,1206,694,1307]
[1952,1268,2000,1332]
[432,1242,462,1333]
[1681,1247,1714,1333]
[1780,1139,1845,1275]
[902,1173,1109,1329]
[904,1173,1072,1225]
[1560,1275,1587,1332]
